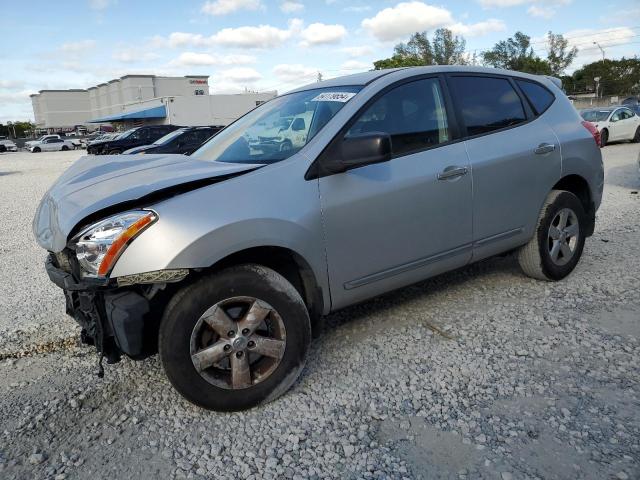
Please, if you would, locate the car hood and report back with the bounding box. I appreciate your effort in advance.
[123,144,155,154]
[33,153,262,252]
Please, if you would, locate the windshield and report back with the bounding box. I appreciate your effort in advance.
[191,86,361,164]
[153,128,187,145]
[116,128,139,140]
[580,110,611,122]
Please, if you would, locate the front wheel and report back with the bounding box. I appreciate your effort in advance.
[61,145,69,151]
[32,147,41,153]
[518,190,586,281]
[159,264,311,411]
[600,129,608,147]
[633,126,640,143]
[108,149,121,155]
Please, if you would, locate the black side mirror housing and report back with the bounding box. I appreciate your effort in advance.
[319,132,392,176]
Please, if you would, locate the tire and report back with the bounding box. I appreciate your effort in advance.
[61,145,69,151]
[600,129,608,147]
[279,140,292,152]
[633,126,640,143]
[108,149,121,155]
[159,264,311,411]
[518,190,587,281]
[32,147,41,153]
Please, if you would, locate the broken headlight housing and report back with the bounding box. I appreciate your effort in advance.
[74,210,157,278]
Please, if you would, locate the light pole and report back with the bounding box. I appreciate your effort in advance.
[593,42,605,63]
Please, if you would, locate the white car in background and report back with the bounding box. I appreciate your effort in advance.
[580,106,640,146]
[0,139,18,152]
[27,137,76,153]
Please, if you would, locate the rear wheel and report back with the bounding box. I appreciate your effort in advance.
[518,190,586,281]
[108,149,121,155]
[159,264,311,411]
[600,129,608,147]
[633,126,640,143]
[61,145,69,151]
[32,147,41,153]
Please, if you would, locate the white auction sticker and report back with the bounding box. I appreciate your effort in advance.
[311,92,357,102]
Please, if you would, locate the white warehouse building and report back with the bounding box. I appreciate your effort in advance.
[30,75,276,132]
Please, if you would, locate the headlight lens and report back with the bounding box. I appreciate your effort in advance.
[74,210,156,277]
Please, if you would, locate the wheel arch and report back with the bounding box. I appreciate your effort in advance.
[551,174,595,236]
[202,245,325,332]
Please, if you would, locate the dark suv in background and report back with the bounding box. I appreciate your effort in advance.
[122,126,222,155]
[87,125,180,154]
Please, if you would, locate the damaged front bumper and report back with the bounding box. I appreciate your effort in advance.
[45,253,174,364]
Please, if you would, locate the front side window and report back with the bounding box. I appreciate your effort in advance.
[346,78,449,157]
[580,110,612,122]
[192,86,361,164]
[611,110,623,122]
[449,76,527,136]
[516,79,555,115]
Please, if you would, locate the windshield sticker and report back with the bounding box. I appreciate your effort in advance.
[311,92,357,102]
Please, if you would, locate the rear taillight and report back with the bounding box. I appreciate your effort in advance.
[581,121,601,147]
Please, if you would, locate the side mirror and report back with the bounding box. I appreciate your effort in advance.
[312,132,392,178]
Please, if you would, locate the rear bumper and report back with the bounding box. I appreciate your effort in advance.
[45,255,154,360]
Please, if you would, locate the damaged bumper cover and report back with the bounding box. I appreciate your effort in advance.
[45,254,185,361]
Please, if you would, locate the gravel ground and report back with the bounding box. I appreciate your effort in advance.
[0,145,638,480]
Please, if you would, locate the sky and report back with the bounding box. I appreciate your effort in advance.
[1,0,639,123]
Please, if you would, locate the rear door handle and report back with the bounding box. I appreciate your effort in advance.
[534,143,556,155]
[438,166,468,181]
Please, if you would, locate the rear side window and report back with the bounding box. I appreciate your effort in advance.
[516,80,555,115]
[347,78,450,157]
[449,76,526,136]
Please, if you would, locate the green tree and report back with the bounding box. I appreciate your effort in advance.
[569,58,640,95]
[373,29,466,70]
[432,28,466,65]
[482,31,552,74]
[546,31,578,76]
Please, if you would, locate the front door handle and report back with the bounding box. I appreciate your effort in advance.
[534,143,556,155]
[438,166,468,181]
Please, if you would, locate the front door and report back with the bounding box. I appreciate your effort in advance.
[318,77,473,309]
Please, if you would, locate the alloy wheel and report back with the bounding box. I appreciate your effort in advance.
[189,296,286,389]
[548,208,580,266]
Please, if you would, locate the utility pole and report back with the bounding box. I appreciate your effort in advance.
[593,42,605,63]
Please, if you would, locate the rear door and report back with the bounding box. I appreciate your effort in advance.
[447,74,562,260]
[318,76,473,309]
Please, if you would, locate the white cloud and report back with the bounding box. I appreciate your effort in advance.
[211,24,294,48]
[0,90,37,105]
[361,2,454,42]
[343,5,371,12]
[166,32,208,48]
[88,0,115,10]
[280,1,304,13]
[0,80,24,90]
[273,64,318,84]
[112,48,160,63]
[217,67,262,82]
[167,52,256,67]
[300,23,347,46]
[341,45,374,58]
[60,40,97,54]
[201,0,263,15]
[478,0,527,6]
[449,18,507,37]
[526,5,553,18]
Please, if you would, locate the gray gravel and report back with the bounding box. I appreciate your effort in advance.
[0,145,639,480]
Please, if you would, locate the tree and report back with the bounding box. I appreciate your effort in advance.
[546,31,578,76]
[373,29,466,70]
[569,57,640,95]
[482,31,552,74]
[432,28,466,65]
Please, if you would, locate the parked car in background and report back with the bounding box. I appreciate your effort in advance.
[87,125,181,155]
[25,134,63,149]
[579,106,640,146]
[27,137,76,152]
[123,126,221,155]
[0,139,18,152]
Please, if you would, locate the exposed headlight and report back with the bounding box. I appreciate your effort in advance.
[74,210,156,278]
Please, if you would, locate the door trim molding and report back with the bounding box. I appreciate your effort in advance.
[473,227,524,247]
[343,243,472,290]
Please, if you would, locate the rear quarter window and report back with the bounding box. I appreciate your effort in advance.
[516,80,555,115]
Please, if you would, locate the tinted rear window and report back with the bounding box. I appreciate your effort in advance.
[450,76,526,136]
[516,80,554,115]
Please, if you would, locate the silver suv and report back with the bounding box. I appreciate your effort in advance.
[34,67,603,411]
